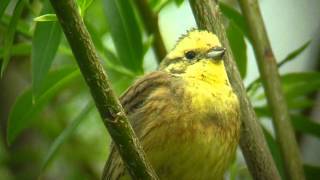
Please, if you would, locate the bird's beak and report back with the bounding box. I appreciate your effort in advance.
[206,47,226,60]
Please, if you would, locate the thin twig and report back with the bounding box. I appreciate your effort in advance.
[49,0,158,179]
[237,0,305,179]
[189,1,281,179]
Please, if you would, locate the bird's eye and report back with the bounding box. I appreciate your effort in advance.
[185,51,196,60]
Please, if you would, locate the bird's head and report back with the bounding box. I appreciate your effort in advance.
[160,29,229,84]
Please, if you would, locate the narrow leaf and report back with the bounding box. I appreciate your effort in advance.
[227,21,247,78]
[219,2,250,41]
[278,41,311,68]
[1,14,32,37]
[281,72,320,99]
[103,0,143,73]
[32,2,62,100]
[304,164,320,180]
[0,0,10,19]
[76,0,94,17]
[262,127,286,179]
[256,106,320,138]
[0,42,31,57]
[174,0,184,6]
[41,102,94,172]
[291,115,320,139]
[263,127,320,180]
[33,14,57,22]
[7,67,80,144]
[1,0,26,76]
[250,72,320,102]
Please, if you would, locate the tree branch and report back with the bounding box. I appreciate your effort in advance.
[189,1,280,179]
[237,0,305,179]
[49,0,158,179]
[133,0,167,63]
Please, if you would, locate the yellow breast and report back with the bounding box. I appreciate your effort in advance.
[140,60,240,180]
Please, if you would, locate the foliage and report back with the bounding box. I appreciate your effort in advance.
[0,0,319,179]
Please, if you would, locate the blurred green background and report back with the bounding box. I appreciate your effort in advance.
[0,0,320,179]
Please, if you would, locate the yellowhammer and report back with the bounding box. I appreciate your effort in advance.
[103,30,240,180]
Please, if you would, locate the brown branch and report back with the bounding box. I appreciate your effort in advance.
[49,0,158,179]
[189,1,281,179]
[237,0,306,179]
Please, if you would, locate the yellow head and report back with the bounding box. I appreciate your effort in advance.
[160,29,229,85]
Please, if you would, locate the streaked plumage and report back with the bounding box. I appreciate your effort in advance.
[102,30,240,180]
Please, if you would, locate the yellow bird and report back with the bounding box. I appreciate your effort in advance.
[103,30,240,180]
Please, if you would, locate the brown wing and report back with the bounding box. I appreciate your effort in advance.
[102,71,173,180]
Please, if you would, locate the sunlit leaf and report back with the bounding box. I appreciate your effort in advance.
[7,67,80,144]
[76,0,93,17]
[33,14,57,22]
[174,0,184,6]
[278,41,311,68]
[1,0,26,76]
[41,102,94,172]
[32,2,62,100]
[103,0,144,73]
[227,21,247,78]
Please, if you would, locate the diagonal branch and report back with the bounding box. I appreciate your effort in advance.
[49,0,158,179]
[237,0,305,179]
[189,0,280,179]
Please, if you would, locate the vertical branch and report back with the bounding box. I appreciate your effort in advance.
[237,0,305,179]
[133,0,167,63]
[189,1,281,179]
[49,0,158,179]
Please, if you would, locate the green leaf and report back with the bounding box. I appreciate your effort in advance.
[1,0,26,76]
[249,72,320,103]
[262,127,286,179]
[0,42,31,57]
[305,164,320,180]
[219,2,250,41]
[7,67,80,145]
[32,2,62,100]
[1,14,32,38]
[41,102,94,172]
[149,0,171,12]
[76,0,93,17]
[0,0,10,19]
[174,0,184,6]
[33,14,57,22]
[278,41,311,68]
[226,21,247,78]
[103,0,144,73]
[281,72,320,99]
[291,115,320,139]
[263,127,320,180]
[256,106,320,138]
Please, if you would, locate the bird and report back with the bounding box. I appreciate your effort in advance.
[102,29,240,180]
